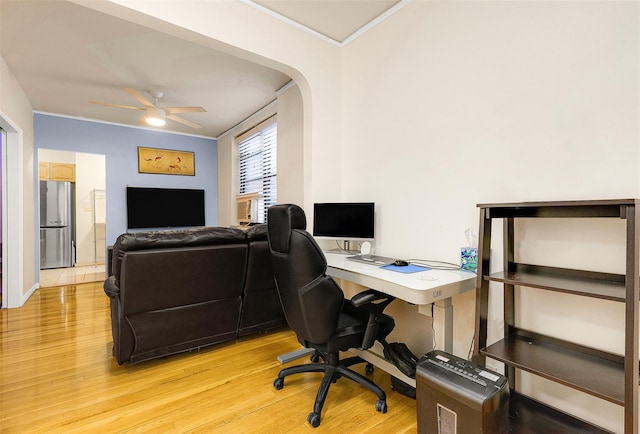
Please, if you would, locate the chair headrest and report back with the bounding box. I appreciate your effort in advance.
[267,204,307,253]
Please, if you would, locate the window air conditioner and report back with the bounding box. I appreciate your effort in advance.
[236,192,260,225]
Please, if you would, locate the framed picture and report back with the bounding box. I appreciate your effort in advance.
[138,147,195,176]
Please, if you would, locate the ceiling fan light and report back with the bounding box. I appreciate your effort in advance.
[144,107,166,126]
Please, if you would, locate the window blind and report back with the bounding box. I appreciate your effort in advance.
[238,120,277,223]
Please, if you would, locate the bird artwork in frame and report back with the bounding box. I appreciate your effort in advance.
[138,147,195,175]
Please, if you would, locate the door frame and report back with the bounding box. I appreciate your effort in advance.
[0,112,25,308]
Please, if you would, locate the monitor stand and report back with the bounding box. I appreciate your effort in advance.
[325,240,359,255]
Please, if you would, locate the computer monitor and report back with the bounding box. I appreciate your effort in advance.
[313,202,374,251]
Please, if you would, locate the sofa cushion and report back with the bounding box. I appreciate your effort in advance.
[120,244,248,315]
[244,223,268,242]
[112,226,246,286]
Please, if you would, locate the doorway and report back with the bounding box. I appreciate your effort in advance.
[38,149,106,287]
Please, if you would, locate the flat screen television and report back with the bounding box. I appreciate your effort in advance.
[127,186,205,229]
[313,202,375,241]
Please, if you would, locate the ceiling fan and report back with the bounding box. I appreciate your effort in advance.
[90,88,206,129]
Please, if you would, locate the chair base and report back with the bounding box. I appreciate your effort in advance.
[273,353,388,428]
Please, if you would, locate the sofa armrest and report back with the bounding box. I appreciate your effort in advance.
[103,275,120,299]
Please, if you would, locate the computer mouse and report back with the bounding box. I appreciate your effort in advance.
[393,260,409,267]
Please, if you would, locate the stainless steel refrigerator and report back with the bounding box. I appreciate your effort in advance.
[40,180,75,269]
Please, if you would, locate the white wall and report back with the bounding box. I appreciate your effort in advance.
[0,53,36,307]
[340,2,639,431]
[217,83,304,226]
[75,152,106,266]
[342,0,639,259]
[275,83,304,207]
[217,102,277,227]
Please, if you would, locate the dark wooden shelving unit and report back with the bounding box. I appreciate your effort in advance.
[475,199,639,434]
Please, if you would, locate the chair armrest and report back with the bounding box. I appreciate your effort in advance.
[103,275,120,299]
[351,288,393,307]
[350,289,395,350]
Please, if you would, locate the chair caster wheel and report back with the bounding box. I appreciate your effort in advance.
[376,399,388,414]
[308,412,321,427]
[310,354,321,363]
[365,362,374,374]
[273,378,284,390]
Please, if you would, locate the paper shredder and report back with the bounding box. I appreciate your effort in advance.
[416,350,509,434]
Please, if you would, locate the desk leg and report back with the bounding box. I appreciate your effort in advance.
[419,298,454,353]
[430,297,454,353]
[442,297,453,353]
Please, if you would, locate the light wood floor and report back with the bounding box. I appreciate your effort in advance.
[0,282,418,433]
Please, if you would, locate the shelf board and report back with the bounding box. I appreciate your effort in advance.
[508,392,614,433]
[481,332,625,405]
[486,268,626,302]
[478,199,638,219]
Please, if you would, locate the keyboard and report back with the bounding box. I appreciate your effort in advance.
[346,254,395,266]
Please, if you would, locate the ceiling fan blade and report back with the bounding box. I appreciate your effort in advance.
[89,101,144,110]
[124,87,155,107]
[165,107,206,114]
[166,114,202,129]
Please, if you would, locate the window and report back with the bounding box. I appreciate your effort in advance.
[238,117,277,223]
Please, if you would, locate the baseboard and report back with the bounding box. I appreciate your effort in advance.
[21,283,39,307]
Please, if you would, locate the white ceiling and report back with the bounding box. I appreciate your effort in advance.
[0,0,404,138]
[252,0,403,43]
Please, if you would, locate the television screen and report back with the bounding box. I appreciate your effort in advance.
[313,202,375,240]
[127,187,205,229]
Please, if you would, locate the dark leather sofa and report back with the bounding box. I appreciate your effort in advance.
[103,224,286,364]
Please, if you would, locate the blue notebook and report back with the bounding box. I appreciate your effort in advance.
[380,264,430,274]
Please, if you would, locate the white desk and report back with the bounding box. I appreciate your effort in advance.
[324,253,476,386]
[325,253,475,306]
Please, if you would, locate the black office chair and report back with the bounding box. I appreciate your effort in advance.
[267,204,396,428]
